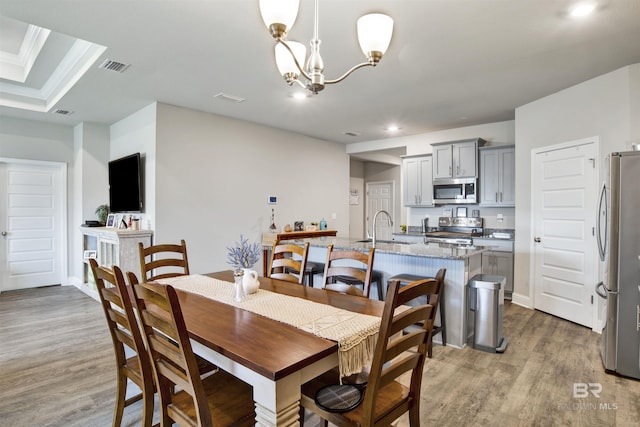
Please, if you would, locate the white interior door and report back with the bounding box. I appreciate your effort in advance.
[532,140,597,327]
[366,181,394,241]
[0,160,66,292]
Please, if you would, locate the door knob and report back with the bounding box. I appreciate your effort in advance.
[534,237,541,243]
[1,231,7,236]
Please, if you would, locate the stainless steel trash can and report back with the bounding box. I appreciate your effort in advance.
[468,274,508,353]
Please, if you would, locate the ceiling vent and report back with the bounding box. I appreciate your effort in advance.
[52,109,74,115]
[343,131,361,137]
[98,59,130,73]
[214,92,246,103]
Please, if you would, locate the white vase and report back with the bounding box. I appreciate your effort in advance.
[242,268,260,294]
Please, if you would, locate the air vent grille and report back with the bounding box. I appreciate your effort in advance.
[98,59,130,73]
[343,131,361,137]
[53,109,74,115]
[213,92,246,103]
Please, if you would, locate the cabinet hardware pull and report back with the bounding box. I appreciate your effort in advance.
[500,192,503,202]
[495,192,498,202]
[534,237,541,243]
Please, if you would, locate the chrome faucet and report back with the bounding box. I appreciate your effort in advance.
[372,210,393,248]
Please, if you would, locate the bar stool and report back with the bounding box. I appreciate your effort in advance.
[304,262,324,287]
[386,269,447,357]
[335,270,385,300]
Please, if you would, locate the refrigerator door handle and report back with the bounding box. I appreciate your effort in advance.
[596,182,608,262]
[595,281,608,299]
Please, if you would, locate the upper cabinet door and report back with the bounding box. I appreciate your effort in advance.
[479,145,515,206]
[453,141,477,178]
[403,157,421,206]
[433,145,453,179]
[402,156,433,206]
[480,149,500,204]
[499,148,516,205]
[419,156,433,206]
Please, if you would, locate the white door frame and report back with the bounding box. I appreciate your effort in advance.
[528,137,600,331]
[0,157,68,291]
[365,181,395,240]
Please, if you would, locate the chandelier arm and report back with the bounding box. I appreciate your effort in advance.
[276,39,312,82]
[324,62,374,85]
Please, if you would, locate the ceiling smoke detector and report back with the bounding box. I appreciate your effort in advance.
[98,59,130,73]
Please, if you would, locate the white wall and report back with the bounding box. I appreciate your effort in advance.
[154,103,350,275]
[349,160,365,239]
[346,120,515,156]
[71,122,109,281]
[0,117,77,280]
[514,64,639,308]
[110,102,157,230]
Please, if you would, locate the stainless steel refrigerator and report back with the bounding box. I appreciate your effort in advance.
[595,150,640,379]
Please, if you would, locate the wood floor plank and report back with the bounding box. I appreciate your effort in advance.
[1,285,639,426]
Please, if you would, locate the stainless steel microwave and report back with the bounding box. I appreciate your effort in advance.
[433,178,477,204]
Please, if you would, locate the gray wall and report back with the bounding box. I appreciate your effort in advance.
[514,64,639,311]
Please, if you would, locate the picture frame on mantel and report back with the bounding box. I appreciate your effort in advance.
[106,214,116,228]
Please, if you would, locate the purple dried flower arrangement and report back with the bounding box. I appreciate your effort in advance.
[226,234,261,270]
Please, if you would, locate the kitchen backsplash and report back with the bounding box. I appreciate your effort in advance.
[407,206,515,230]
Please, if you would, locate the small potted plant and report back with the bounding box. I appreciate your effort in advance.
[95,204,110,225]
[226,234,261,273]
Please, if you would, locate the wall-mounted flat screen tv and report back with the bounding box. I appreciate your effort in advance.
[109,153,143,213]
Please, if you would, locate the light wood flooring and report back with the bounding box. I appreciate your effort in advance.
[1,285,639,426]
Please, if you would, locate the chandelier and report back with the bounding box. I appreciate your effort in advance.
[259,0,394,94]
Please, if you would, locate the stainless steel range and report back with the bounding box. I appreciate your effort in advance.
[424,217,483,245]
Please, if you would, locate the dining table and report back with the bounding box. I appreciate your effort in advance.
[161,270,386,427]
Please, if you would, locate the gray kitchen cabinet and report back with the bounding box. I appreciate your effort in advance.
[402,155,433,206]
[432,138,485,180]
[474,237,514,299]
[479,145,515,206]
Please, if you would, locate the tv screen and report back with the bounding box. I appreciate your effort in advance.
[109,153,143,213]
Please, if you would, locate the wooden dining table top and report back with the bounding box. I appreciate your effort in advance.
[168,270,386,381]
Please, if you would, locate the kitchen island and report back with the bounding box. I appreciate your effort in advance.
[291,237,486,349]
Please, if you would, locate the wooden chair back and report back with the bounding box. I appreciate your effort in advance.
[361,278,436,425]
[89,258,154,427]
[321,244,375,297]
[131,282,255,426]
[300,277,436,426]
[267,241,309,285]
[132,281,210,426]
[427,268,446,357]
[138,239,190,282]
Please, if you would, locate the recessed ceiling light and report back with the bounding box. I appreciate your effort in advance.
[570,2,596,17]
[385,125,400,132]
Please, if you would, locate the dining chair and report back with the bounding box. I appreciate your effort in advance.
[321,244,376,297]
[132,281,256,427]
[386,267,447,357]
[300,277,436,426]
[89,259,155,427]
[267,241,309,285]
[138,239,190,282]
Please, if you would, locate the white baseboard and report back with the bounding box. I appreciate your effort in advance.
[511,292,532,309]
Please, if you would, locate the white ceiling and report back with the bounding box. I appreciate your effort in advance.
[1,0,639,144]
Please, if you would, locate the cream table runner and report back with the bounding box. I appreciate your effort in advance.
[158,274,380,377]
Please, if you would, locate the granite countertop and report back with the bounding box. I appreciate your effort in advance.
[298,237,487,260]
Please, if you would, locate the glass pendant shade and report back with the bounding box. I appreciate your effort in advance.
[259,0,300,31]
[357,13,394,57]
[275,41,306,77]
